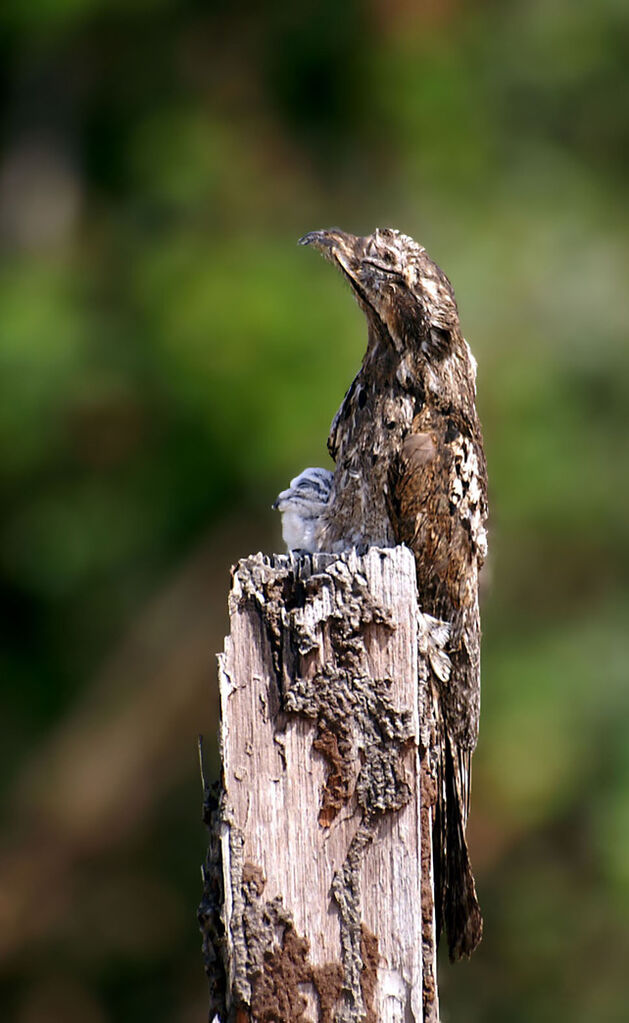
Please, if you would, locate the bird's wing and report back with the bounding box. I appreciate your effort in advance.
[387,418,484,960]
[386,426,441,559]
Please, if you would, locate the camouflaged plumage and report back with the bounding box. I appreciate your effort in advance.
[300,227,488,960]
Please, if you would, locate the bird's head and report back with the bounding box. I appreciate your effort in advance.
[299,227,460,361]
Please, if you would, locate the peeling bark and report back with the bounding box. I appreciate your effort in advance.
[201,547,442,1021]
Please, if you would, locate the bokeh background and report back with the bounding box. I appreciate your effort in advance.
[1,1,628,1021]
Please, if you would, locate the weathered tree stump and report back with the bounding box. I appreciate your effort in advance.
[200,546,444,1022]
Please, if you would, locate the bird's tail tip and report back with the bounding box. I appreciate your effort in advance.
[446,869,483,961]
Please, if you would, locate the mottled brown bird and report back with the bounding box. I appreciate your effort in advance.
[287,227,488,960]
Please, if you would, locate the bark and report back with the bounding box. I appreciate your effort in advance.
[200,546,441,1022]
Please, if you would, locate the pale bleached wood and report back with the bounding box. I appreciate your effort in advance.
[201,546,441,1023]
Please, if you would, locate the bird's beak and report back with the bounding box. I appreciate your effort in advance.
[299,229,361,284]
[300,228,386,331]
[299,228,357,253]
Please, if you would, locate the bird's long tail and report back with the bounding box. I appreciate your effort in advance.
[433,734,483,960]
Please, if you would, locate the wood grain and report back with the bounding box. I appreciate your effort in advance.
[202,547,441,1022]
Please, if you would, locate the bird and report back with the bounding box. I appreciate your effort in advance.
[272,467,334,553]
[274,227,488,960]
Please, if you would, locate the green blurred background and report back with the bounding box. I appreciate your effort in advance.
[1,1,628,1020]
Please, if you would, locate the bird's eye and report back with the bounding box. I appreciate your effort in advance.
[362,258,402,277]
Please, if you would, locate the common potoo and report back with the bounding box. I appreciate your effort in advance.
[274,227,488,960]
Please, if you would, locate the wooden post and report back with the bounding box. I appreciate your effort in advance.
[200,546,443,1022]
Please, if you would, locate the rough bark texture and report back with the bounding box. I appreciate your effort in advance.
[200,546,442,1022]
